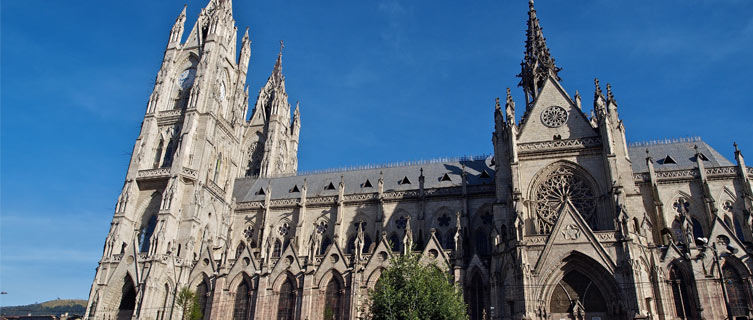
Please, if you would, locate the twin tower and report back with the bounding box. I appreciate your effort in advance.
[86,0,753,320]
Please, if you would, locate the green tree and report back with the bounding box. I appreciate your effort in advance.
[175,287,203,320]
[366,253,468,320]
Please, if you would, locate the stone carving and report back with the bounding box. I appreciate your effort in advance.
[562,224,580,240]
[540,105,568,127]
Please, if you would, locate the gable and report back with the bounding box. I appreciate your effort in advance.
[534,201,615,274]
[518,77,598,143]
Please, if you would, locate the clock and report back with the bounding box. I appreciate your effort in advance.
[178,68,196,90]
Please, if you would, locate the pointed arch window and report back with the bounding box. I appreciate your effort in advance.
[669,264,697,319]
[196,278,212,319]
[474,227,491,256]
[468,273,486,320]
[277,278,297,320]
[163,138,175,167]
[723,263,752,317]
[213,153,222,183]
[153,138,165,169]
[346,236,356,254]
[273,239,282,258]
[324,277,345,320]
[139,215,158,253]
[236,242,246,260]
[388,233,400,252]
[233,277,256,320]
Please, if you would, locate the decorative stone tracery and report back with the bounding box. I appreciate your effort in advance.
[533,165,596,234]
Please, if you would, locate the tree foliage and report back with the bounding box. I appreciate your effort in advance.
[366,253,468,320]
[175,287,203,320]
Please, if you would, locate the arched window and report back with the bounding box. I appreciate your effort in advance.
[197,278,212,319]
[139,215,158,253]
[153,138,164,169]
[468,273,485,320]
[388,233,400,252]
[277,278,297,320]
[117,275,136,320]
[446,229,456,250]
[324,277,345,320]
[669,264,697,319]
[233,277,256,320]
[273,240,282,258]
[474,228,491,256]
[213,153,222,183]
[320,237,332,255]
[163,138,175,167]
[723,264,752,317]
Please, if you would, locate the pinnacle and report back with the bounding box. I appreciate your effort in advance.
[517,0,561,98]
[594,78,604,100]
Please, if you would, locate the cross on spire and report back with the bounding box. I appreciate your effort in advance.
[517,0,561,104]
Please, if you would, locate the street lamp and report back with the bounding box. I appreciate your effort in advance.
[697,237,733,320]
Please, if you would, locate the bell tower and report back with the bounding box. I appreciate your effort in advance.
[85,0,253,318]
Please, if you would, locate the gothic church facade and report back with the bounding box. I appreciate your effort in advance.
[85,1,753,319]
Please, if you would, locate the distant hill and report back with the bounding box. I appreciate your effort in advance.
[0,299,86,317]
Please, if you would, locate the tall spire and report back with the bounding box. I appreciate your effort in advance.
[518,0,561,103]
[272,40,285,85]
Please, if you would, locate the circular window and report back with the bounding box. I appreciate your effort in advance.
[533,166,596,234]
[541,106,568,128]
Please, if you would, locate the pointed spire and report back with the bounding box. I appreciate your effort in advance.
[169,5,188,44]
[505,88,516,125]
[518,0,561,103]
[272,40,284,82]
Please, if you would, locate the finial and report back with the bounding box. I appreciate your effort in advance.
[495,97,501,110]
[420,168,424,176]
[594,78,604,99]
[607,83,615,101]
[734,142,739,153]
[575,90,580,99]
[694,144,700,154]
[279,40,284,55]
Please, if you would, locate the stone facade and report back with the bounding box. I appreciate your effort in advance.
[84,1,753,319]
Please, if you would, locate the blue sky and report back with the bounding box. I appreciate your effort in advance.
[1,0,751,306]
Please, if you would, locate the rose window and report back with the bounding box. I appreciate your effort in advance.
[534,166,596,234]
[541,106,568,128]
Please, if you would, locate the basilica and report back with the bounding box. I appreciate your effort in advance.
[84,0,753,319]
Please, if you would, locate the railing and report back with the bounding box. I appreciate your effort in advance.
[137,168,170,179]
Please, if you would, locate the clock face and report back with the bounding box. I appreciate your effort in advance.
[178,68,196,90]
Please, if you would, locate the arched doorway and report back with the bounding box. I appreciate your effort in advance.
[117,275,137,320]
[668,264,697,319]
[277,277,298,320]
[549,270,610,319]
[467,272,486,320]
[324,276,346,320]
